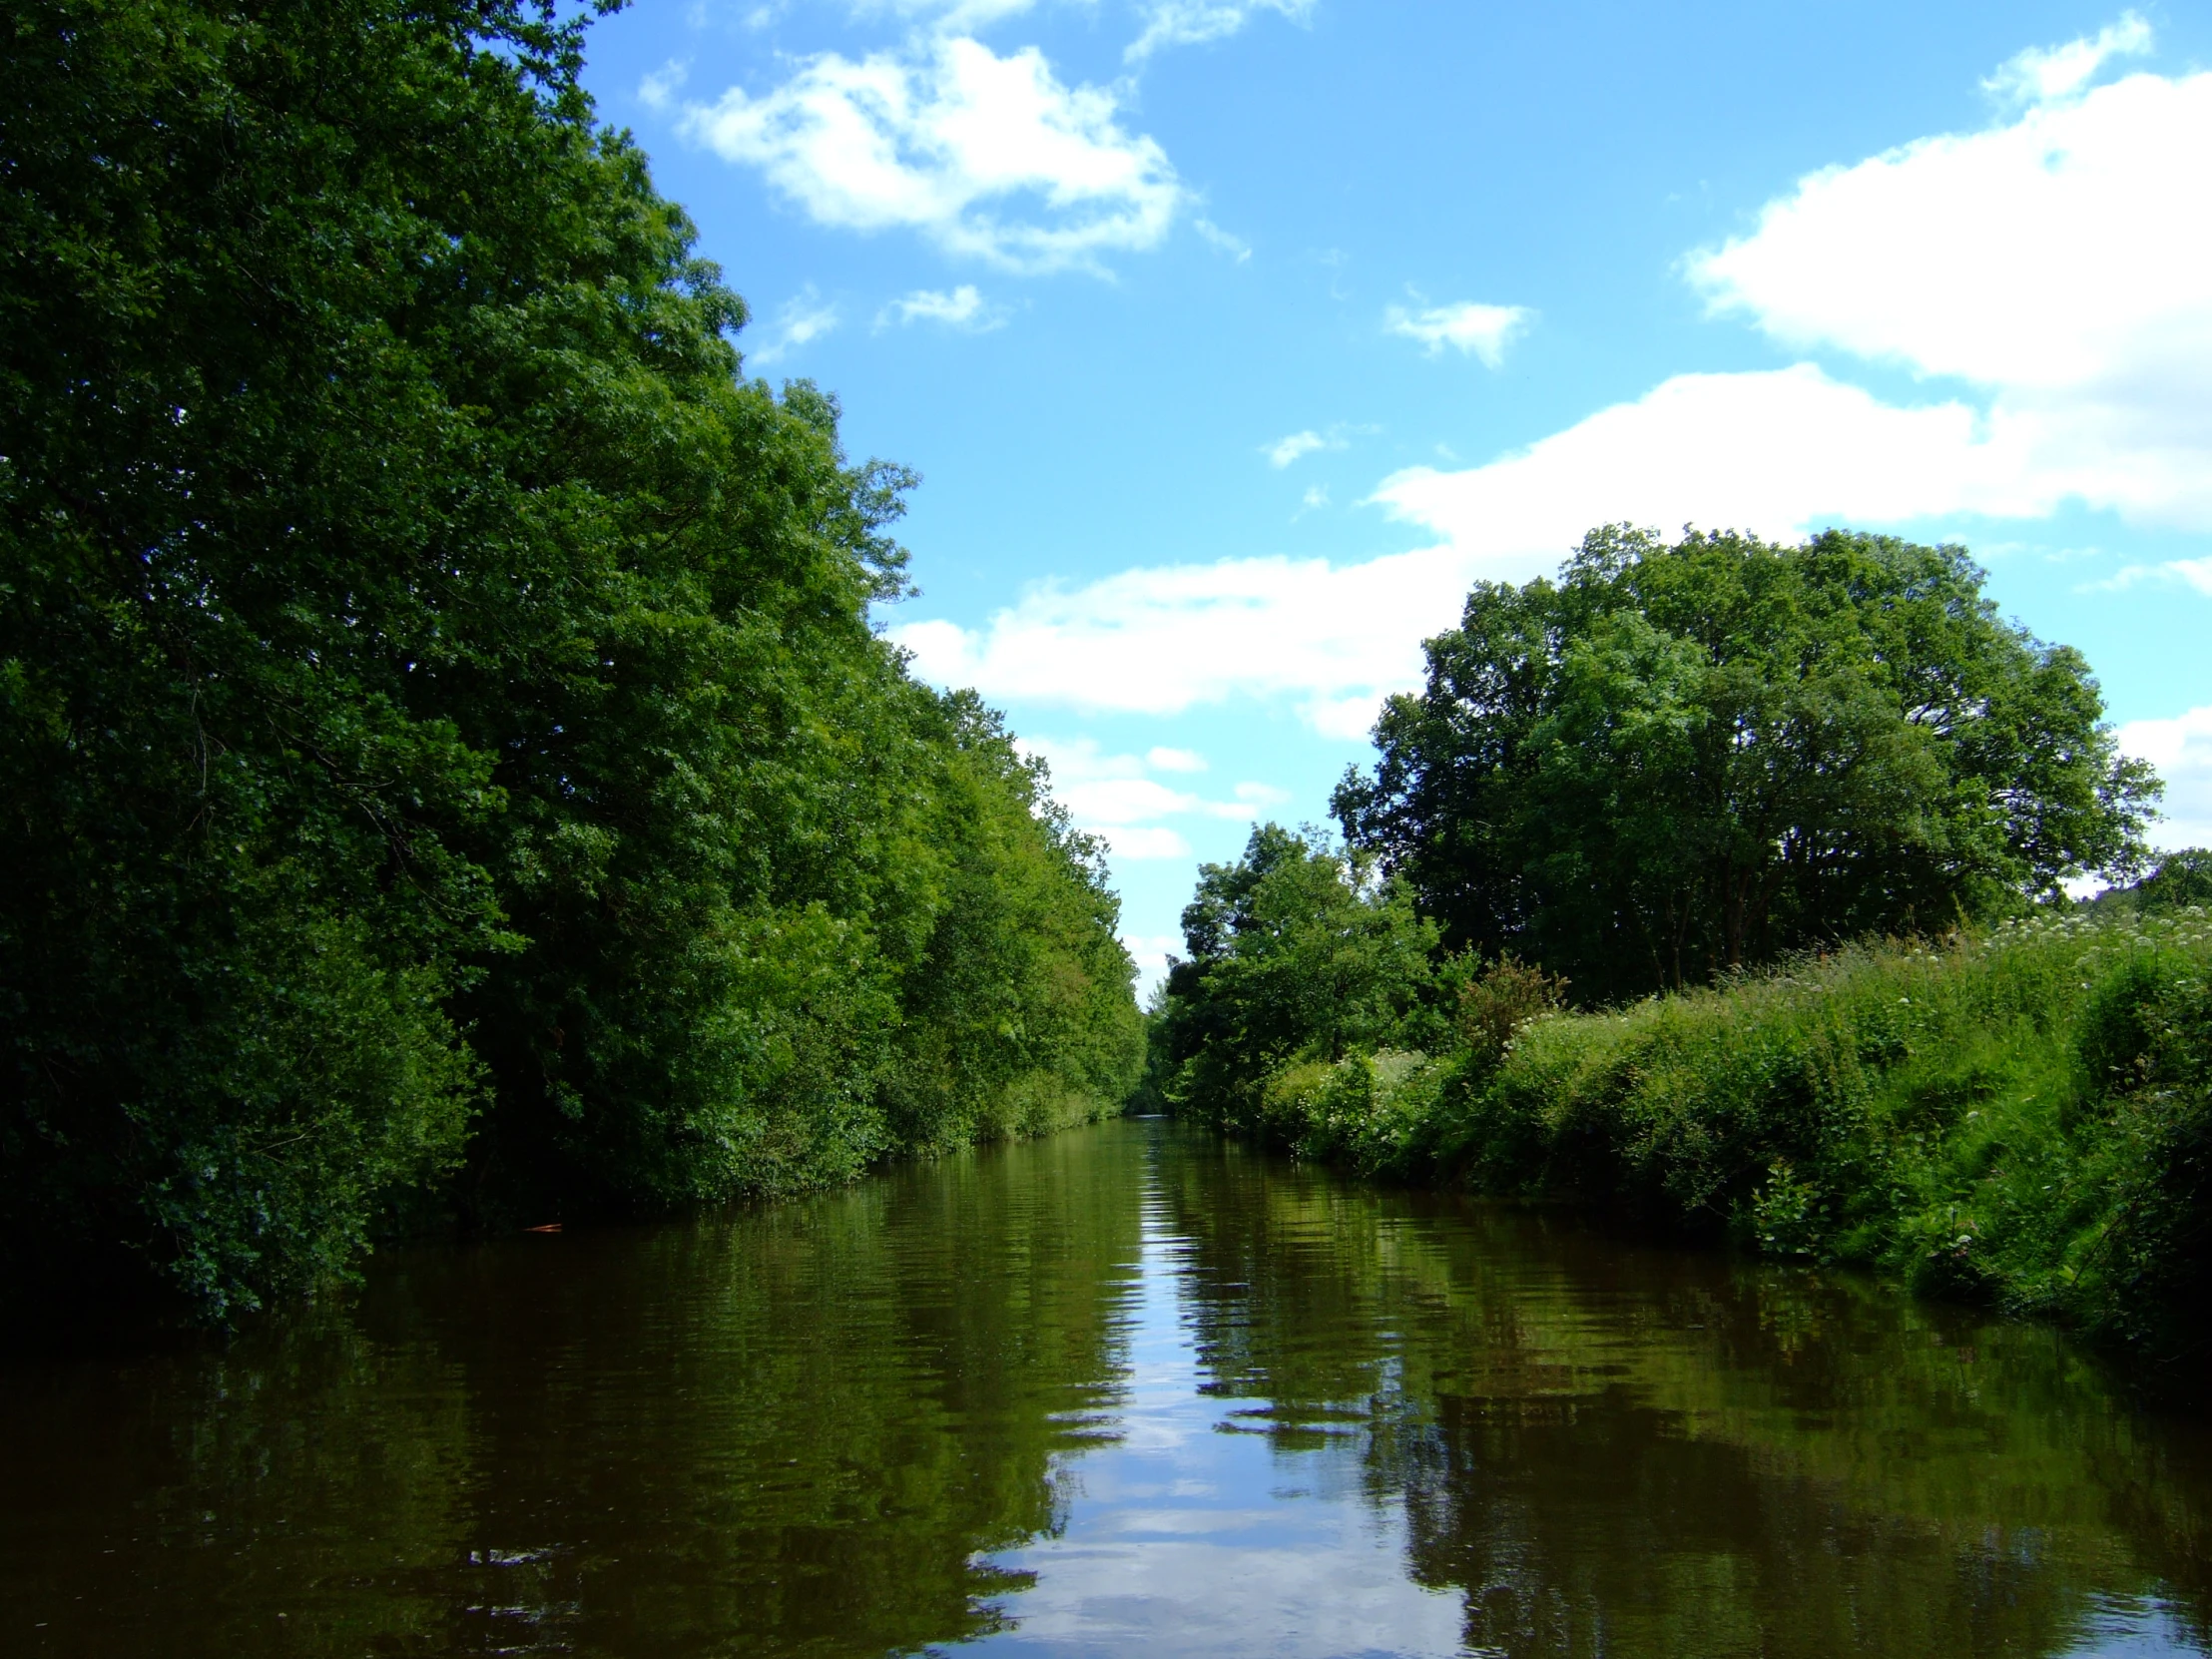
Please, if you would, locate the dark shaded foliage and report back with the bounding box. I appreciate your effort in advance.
[0,0,1139,1316]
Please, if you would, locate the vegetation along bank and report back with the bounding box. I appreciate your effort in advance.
[1148,530,2208,1368]
[0,1,1143,1320]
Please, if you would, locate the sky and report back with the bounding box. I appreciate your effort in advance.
[579,0,2212,992]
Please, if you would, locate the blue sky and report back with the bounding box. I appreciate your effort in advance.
[581,1,2212,989]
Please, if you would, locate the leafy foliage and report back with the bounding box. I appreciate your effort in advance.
[0,0,1139,1316]
[1335,526,2157,1002]
[1144,825,1445,1124]
[2134,847,2212,913]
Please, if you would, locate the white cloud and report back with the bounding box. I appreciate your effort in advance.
[2117,706,2212,849]
[1012,736,1294,860]
[899,32,2212,743]
[679,37,1182,272]
[1194,218,1253,261]
[893,544,1477,737]
[892,352,2191,739]
[876,282,1009,329]
[1265,429,1329,468]
[1100,826,1193,860]
[639,58,690,111]
[1983,12,2151,106]
[1127,0,1312,63]
[1687,53,2212,528]
[1384,300,1532,366]
[2089,557,2212,596]
[749,286,840,364]
[847,0,1046,29]
[1299,484,1330,511]
[1371,363,2070,552]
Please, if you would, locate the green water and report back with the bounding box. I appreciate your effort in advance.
[2,1117,2206,1657]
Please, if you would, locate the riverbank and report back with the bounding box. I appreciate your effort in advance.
[1172,907,2212,1367]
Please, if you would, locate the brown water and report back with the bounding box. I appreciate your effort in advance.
[3,1116,2207,1658]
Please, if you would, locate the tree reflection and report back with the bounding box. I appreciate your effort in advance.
[1152,1131,2212,1659]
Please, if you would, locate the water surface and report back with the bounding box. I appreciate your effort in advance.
[4,1117,2207,1657]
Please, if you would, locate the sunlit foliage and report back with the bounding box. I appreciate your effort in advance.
[1336,526,2157,1002]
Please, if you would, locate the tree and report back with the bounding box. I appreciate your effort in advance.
[1335,527,2157,1002]
[0,0,1139,1315]
[1146,826,1442,1120]
[2135,849,2212,913]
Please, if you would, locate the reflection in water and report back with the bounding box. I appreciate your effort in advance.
[0,1119,2206,1658]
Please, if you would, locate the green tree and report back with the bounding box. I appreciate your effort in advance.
[1147,826,1442,1122]
[2134,848,2212,913]
[0,0,1139,1315]
[1335,526,2156,1002]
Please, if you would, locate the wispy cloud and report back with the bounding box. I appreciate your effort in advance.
[2089,557,2212,596]
[1264,429,1330,468]
[1127,0,1314,63]
[1016,736,1286,857]
[1384,299,1533,366]
[1147,746,1208,773]
[875,283,1010,329]
[749,286,840,364]
[638,58,690,111]
[1983,11,2151,106]
[679,38,1183,273]
[1194,217,1253,262]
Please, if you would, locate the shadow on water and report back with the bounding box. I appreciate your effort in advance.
[0,1117,2205,1658]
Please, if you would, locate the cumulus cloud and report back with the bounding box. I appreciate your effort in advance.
[1384,300,1532,366]
[1372,363,2073,552]
[897,27,2212,740]
[2118,706,2212,849]
[876,282,1009,329]
[1983,11,2150,106]
[1127,0,1313,63]
[1687,43,2212,528]
[749,286,840,364]
[679,37,1182,272]
[1264,429,1329,468]
[894,545,1479,737]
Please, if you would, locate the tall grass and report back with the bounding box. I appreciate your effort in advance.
[1222,908,2212,1363]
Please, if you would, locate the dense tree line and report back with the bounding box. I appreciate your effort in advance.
[1335,526,2156,1002]
[0,0,1142,1318]
[1148,534,2211,1359]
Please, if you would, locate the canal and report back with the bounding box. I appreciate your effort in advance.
[3,1116,2207,1656]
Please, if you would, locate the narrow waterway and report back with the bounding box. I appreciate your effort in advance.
[3,1117,2207,1657]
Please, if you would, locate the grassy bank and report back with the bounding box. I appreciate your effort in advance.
[1180,908,2212,1364]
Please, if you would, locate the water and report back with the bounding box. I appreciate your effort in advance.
[3,1117,2207,1658]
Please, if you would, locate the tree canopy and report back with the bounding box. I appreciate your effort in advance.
[1334,526,2156,1002]
[0,0,1141,1317]
[1143,826,1444,1120]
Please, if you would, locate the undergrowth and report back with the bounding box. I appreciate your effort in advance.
[1213,909,2212,1365]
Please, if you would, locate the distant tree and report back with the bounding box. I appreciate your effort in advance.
[2134,848,2212,912]
[1146,826,1442,1118]
[1335,527,2158,1002]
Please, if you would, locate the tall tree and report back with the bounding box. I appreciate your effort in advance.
[1335,527,2156,1002]
[0,0,1139,1315]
